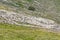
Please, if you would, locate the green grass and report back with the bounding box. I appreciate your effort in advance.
[0,23,60,40]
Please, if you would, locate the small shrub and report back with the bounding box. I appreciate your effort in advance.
[28,6,35,11]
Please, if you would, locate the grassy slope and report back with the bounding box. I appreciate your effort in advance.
[0,0,60,40]
[0,23,60,40]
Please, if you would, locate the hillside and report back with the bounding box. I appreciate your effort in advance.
[0,0,60,40]
[0,0,60,23]
[0,23,60,40]
[0,0,60,29]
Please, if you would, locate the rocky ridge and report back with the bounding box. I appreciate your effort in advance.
[0,9,60,30]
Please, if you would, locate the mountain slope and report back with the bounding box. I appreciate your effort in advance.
[0,0,60,30]
[0,0,60,40]
[0,23,60,40]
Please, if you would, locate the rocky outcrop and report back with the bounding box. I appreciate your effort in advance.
[0,9,60,29]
